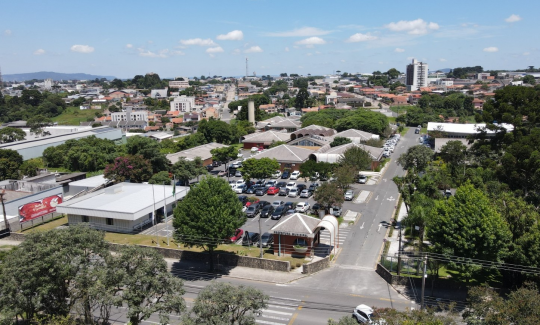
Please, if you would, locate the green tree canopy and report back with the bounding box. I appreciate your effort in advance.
[295,88,310,109]
[173,177,245,270]
[104,155,153,183]
[172,156,207,186]
[314,182,344,211]
[0,127,26,143]
[338,146,372,171]
[148,170,172,185]
[397,145,433,172]
[330,136,352,147]
[240,157,280,181]
[0,149,23,180]
[126,136,169,173]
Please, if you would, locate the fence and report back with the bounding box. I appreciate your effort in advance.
[380,254,424,276]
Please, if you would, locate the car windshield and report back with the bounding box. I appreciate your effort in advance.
[290,189,297,192]
[275,207,284,212]
[261,234,270,240]
[247,207,255,212]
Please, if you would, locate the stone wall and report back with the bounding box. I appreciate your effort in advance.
[302,257,330,274]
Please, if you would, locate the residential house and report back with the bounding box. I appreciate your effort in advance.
[150,88,168,99]
[166,142,228,166]
[249,144,315,171]
[241,130,291,149]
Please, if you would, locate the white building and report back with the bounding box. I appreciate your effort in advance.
[150,88,168,99]
[44,79,53,90]
[406,59,428,91]
[170,95,196,112]
[111,107,148,122]
[169,79,190,89]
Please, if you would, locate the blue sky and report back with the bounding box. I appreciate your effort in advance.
[0,0,537,79]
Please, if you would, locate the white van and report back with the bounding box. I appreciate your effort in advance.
[290,171,301,180]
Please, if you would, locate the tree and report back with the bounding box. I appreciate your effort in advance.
[198,118,232,144]
[333,110,389,136]
[27,115,53,136]
[314,182,344,212]
[386,68,400,79]
[110,246,186,325]
[427,183,512,282]
[333,165,356,190]
[397,145,433,172]
[148,171,171,185]
[126,136,169,173]
[295,88,310,108]
[330,136,352,147]
[173,177,245,271]
[269,140,287,148]
[240,157,280,181]
[0,127,25,143]
[172,157,207,186]
[464,283,540,324]
[0,149,23,180]
[211,146,239,174]
[338,146,372,172]
[439,140,467,178]
[104,155,153,183]
[19,158,41,177]
[523,75,536,85]
[186,282,268,325]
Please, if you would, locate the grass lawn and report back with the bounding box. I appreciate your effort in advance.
[387,117,396,123]
[399,127,409,136]
[52,106,103,125]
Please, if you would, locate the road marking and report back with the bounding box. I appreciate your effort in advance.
[267,304,296,310]
[375,195,379,201]
[383,178,387,182]
[269,296,301,302]
[288,311,300,325]
[263,310,293,316]
[275,284,288,286]
[360,222,364,229]
[386,196,396,201]
[256,320,285,325]
[262,315,290,321]
[378,224,382,233]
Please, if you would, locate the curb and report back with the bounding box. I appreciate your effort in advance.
[374,193,402,269]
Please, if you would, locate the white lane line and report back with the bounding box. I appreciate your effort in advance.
[263,310,293,316]
[269,296,301,302]
[255,320,285,325]
[268,301,298,307]
[267,304,296,310]
[261,314,290,321]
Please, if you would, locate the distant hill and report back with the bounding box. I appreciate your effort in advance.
[3,71,116,82]
[431,68,451,73]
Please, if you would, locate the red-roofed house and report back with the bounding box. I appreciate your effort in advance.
[472,98,484,110]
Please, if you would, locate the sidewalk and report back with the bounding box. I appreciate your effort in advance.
[386,201,408,257]
[0,238,22,246]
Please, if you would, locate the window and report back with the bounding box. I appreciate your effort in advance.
[106,218,114,226]
[82,215,89,223]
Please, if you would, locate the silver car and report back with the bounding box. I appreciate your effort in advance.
[344,189,354,201]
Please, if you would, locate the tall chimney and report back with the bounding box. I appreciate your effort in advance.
[248,101,255,125]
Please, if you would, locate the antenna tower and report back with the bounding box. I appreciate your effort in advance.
[245,57,248,77]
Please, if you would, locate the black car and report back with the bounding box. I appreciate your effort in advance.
[276,181,287,188]
[206,165,214,171]
[242,232,260,246]
[308,183,320,192]
[296,184,307,192]
[238,195,248,206]
[258,200,271,208]
[283,202,295,211]
[260,205,275,218]
[255,179,266,187]
[212,161,222,167]
[312,202,321,214]
[281,171,290,179]
[255,187,268,196]
[271,206,286,220]
[259,232,274,247]
[246,185,261,194]
[245,204,260,218]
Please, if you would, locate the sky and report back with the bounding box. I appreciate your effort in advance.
[0,0,538,79]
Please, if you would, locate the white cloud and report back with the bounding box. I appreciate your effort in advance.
[33,49,45,55]
[439,58,447,62]
[345,33,377,42]
[180,38,216,46]
[341,59,346,63]
[265,27,331,37]
[505,14,522,23]
[295,37,326,46]
[70,45,94,53]
[232,49,241,55]
[394,48,405,53]
[524,52,530,56]
[138,48,170,58]
[244,46,263,53]
[483,47,499,52]
[4,29,11,36]
[126,44,133,48]
[206,46,224,53]
[217,30,243,40]
[285,47,289,52]
[384,19,439,35]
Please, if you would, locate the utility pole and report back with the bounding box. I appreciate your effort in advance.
[0,190,9,233]
[421,255,427,310]
[258,212,263,258]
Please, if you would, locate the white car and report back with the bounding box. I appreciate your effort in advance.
[295,202,310,213]
[234,184,246,194]
[353,304,379,324]
[290,171,301,180]
[383,150,391,158]
[235,180,244,187]
[271,170,282,179]
[286,182,297,190]
[266,180,277,188]
[288,188,298,197]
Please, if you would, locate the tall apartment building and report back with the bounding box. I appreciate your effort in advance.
[170,95,196,112]
[406,59,428,91]
[111,106,148,122]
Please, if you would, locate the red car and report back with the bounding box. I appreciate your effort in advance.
[267,186,279,195]
[230,229,244,243]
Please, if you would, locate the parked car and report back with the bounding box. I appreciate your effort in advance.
[267,186,279,195]
[234,184,246,194]
[235,170,242,177]
[266,180,277,188]
[259,232,274,248]
[353,304,379,324]
[255,187,268,196]
[212,161,222,167]
[258,200,271,208]
[235,180,244,187]
[238,195,248,206]
[281,170,290,179]
[383,150,391,158]
[300,189,312,198]
[357,174,367,184]
[290,171,301,180]
[242,232,260,246]
[272,200,284,208]
[311,202,321,214]
[229,228,244,243]
[288,188,299,198]
[285,209,295,216]
[255,179,266,187]
[279,187,289,196]
[245,204,260,218]
[271,170,282,179]
[415,127,420,134]
[308,183,320,192]
[271,206,287,220]
[309,172,320,181]
[331,206,342,217]
[276,181,287,188]
[206,165,214,171]
[344,189,354,201]
[260,205,275,218]
[444,189,452,198]
[286,182,297,190]
[283,202,295,211]
[295,202,310,213]
[246,185,261,194]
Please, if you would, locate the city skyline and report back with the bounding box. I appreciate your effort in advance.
[0,0,537,78]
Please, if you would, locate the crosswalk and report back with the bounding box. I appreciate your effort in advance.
[256,296,301,325]
[319,228,351,247]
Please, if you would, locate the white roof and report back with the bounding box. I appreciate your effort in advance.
[148,132,173,140]
[427,122,514,134]
[69,175,108,188]
[57,183,189,221]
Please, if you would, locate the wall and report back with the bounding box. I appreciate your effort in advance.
[273,233,317,257]
[302,256,330,274]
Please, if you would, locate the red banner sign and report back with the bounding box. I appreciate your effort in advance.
[19,195,63,223]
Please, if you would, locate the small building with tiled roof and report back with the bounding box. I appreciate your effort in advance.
[241,131,291,149]
[270,213,322,257]
[166,142,228,166]
[291,124,336,140]
[265,119,302,133]
[249,144,315,171]
[310,142,384,170]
